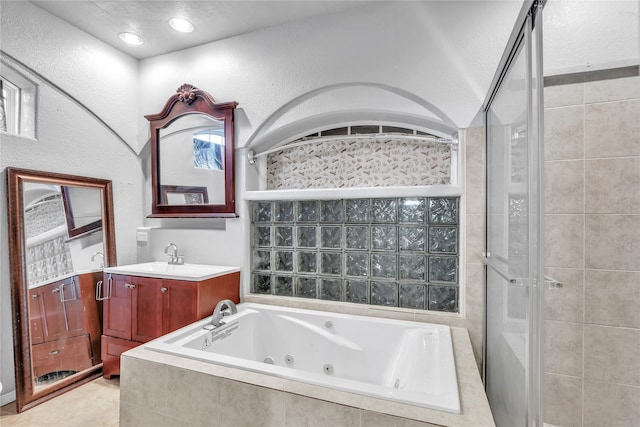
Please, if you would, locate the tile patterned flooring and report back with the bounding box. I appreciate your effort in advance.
[0,378,120,426]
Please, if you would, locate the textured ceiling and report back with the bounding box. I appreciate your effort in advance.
[29,0,374,59]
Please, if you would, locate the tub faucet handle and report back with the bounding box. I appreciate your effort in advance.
[206,299,238,329]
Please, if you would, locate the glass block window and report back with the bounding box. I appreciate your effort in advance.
[250,197,460,312]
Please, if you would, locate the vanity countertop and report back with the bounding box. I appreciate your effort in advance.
[28,268,103,289]
[103,262,240,282]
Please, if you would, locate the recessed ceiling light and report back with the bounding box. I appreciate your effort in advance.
[119,32,144,46]
[169,18,194,33]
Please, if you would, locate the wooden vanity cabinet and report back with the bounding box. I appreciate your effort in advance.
[28,271,103,378]
[101,271,240,378]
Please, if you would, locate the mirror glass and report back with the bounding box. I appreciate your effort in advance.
[7,168,116,412]
[61,185,103,238]
[159,114,226,205]
[24,183,104,287]
[146,83,237,218]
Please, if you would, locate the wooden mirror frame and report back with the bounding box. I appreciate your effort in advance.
[145,83,238,218]
[6,167,117,412]
[60,186,103,239]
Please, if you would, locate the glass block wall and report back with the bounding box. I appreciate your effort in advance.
[250,197,460,312]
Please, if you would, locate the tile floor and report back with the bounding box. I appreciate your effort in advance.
[0,378,120,427]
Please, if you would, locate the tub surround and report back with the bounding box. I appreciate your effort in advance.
[121,321,492,426]
[144,303,461,414]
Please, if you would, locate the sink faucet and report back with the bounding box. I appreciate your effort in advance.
[204,299,237,330]
[91,251,104,268]
[164,243,184,265]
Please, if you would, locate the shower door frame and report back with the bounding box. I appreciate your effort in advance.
[482,1,545,426]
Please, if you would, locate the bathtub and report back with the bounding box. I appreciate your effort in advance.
[144,302,461,414]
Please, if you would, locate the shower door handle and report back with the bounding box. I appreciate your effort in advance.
[483,257,518,284]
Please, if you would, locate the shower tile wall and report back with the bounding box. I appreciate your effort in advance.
[250,198,460,312]
[543,71,640,427]
[463,126,486,369]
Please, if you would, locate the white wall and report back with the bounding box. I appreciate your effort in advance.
[136,1,524,298]
[0,1,143,403]
[137,1,522,149]
[543,0,639,75]
[0,1,140,151]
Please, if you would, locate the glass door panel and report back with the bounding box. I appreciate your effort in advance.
[485,11,542,426]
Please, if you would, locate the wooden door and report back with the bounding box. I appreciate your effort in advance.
[131,277,163,342]
[102,274,133,340]
[162,280,198,335]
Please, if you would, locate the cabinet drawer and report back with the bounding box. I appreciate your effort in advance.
[101,335,140,378]
[101,335,140,359]
[31,335,92,378]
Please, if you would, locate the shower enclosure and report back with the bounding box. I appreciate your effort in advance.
[483,2,544,426]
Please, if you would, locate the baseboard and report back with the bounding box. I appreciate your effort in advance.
[1,389,16,406]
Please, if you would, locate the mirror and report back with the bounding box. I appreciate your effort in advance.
[146,83,238,217]
[6,167,116,412]
[61,185,103,239]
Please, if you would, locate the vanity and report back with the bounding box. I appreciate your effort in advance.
[29,270,103,379]
[100,262,240,378]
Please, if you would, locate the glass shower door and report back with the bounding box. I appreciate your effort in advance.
[484,11,543,427]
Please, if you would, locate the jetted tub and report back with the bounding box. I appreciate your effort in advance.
[145,302,461,414]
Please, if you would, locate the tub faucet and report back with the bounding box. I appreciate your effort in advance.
[205,299,237,329]
[164,243,184,265]
[91,251,104,268]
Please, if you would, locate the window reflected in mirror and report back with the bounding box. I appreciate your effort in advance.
[194,130,225,171]
[159,114,225,205]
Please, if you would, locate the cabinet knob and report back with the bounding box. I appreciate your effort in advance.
[32,294,38,299]
[161,287,168,293]
[125,283,136,289]
[48,350,60,355]
[52,287,60,294]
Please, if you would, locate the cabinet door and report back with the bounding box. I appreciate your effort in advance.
[29,289,45,345]
[131,277,163,342]
[162,280,198,335]
[77,271,103,363]
[60,277,87,338]
[41,281,68,341]
[103,274,133,340]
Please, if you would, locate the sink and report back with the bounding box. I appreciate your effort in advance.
[103,262,240,281]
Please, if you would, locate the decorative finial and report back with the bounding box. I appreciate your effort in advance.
[176,83,197,104]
